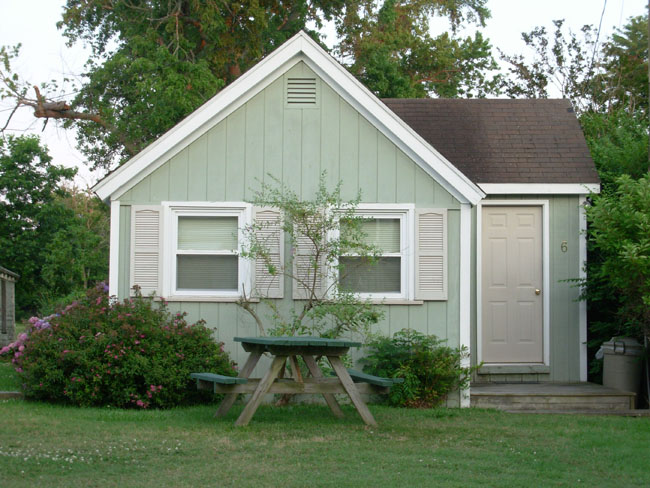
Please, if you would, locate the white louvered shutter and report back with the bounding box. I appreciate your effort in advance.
[415,209,447,300]
[253,207,284,298]
[130,206,162,296]
[292,218,327,299]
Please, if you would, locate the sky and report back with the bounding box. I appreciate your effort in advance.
[0,0,647,188]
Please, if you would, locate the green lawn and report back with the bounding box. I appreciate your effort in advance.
[0,397,648,487]
[0,362,21,391]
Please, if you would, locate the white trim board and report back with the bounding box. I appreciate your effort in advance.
[476,200,551,368]
[459,203,471,407]
[92,31,485,205]
[108,200,121,298]
[479,183,600,195]
[578,195,588,382]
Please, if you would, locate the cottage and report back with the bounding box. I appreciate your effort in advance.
[93,32,599,406]
[0,266,19,347]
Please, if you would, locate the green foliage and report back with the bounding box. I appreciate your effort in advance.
[0,135,76,316]
[40,188,110,303]
[53,0,346,169]
[601,14,649,116]
[580,110,649,192]
[10,284,236,408]
[584,174,650,342]
[337,0,498,98]
[361,329,478,407]
[499,20,598,110]
[0,136,110,317]
[4,1,501,170]
[239,173,383,339]
[500,13,649,117]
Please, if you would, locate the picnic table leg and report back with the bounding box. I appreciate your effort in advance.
[302,355,344,419]
[327,356,377,427]
[215,351,262,418]
[235,355,287,427]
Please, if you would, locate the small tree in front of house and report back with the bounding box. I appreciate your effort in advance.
[237,174,383,339]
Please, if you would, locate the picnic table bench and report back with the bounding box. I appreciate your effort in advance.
[346,369,404,388]
[191,336,402,427]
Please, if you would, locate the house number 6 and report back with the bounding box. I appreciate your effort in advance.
[561,241,568,253]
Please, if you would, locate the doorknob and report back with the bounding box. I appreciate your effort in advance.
[535,289,541,295]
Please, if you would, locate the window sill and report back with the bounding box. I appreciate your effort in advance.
[155,296,259,303]
[294,298,424,305]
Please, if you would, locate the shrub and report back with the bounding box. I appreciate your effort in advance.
[1,284,236,408]
[361,329,478,407]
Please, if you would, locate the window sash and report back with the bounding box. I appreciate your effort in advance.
[339,256,401,293]
[176,255,238,291]
[338,210,410,299]
[177,216,238,251]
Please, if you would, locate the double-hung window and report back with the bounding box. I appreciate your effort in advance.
[338,205,414,301]
[163,203,252,298]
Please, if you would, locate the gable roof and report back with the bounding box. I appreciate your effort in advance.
[92,31,485,205]
[383,98,600,188]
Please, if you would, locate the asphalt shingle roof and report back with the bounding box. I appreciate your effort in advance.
[382,98,600,185]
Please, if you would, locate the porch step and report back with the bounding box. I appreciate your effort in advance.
[470,382,636,412]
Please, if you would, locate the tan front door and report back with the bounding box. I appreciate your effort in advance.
[481,206,543,363]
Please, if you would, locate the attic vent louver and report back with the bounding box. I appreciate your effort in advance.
[285,77,319,108]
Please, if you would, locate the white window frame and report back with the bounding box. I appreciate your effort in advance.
[162,202,252,299]
[337,204,415,301]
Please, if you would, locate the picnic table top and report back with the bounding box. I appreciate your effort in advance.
[233,336,362,348]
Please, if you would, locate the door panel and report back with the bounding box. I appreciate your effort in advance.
[482,206,543,363]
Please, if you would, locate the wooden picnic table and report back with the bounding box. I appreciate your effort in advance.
[202,336,380,427]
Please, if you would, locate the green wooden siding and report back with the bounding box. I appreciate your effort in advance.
[115,60,585,389]
[116,62,461,401]
[471,195,583,383]
[119,63,459,208]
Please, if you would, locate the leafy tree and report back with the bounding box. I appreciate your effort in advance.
[238,174,383,339]
[580,109,648,192]
[583,174,650,344]
[2,0,498,172]
[336,0,498,98]
[600,14,649,116]
[499,20,600,112]
[0,136,109,317]
[41,188,110,308]
[0,135,76,315]
[499,13,649,117]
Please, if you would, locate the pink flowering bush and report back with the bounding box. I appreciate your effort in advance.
[3,283,236,408]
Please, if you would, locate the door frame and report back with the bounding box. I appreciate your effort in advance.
[476,200,550,366]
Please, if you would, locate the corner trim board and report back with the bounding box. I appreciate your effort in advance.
[578,195,588,382]
[459,203,471,407]
[109,200,120,298]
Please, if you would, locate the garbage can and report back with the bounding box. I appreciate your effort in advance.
[601,337,644,394]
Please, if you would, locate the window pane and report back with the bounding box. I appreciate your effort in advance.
[339,257,401,293]
[176,255,238,290]
[178,216,237,251]
[343,218,400,253]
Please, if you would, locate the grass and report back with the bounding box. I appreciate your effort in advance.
[0,362,21,391]
[0,398,648,487]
